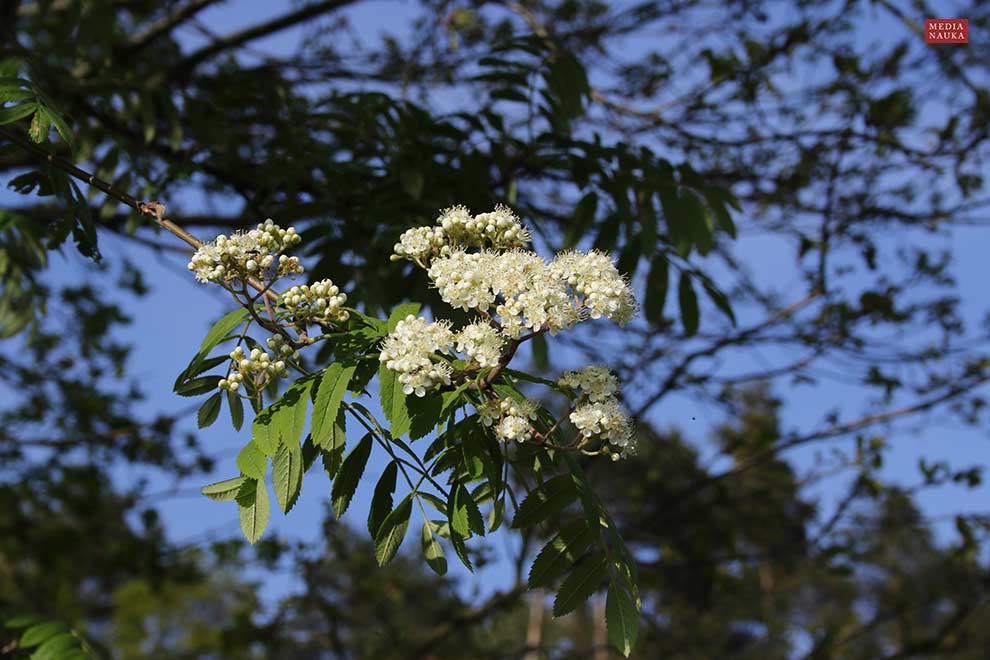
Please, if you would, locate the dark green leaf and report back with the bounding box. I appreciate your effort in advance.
[644,253,669,326]
[331,433,372,518]
[512,474,581,529]
[174,376,222,397]
[368,461,398,537]
[408,391,442,440]
[227,389,244,431]
[531,332,549,370]
[320,409,347,480]
[197,392,222,429]
[677,271,699,336]
[374,494,413,566]
[552,553,608,617]
[0,102,36,125]
[528,520,597,588]
[606,583,640,657]
[32,632,78,659]
[19,622,64,648]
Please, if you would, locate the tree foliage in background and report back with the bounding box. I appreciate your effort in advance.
[1,0,989,657]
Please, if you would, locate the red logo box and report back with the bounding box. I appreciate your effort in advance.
[925,18,968,44]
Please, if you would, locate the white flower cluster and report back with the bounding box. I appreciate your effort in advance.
[426,247,633,337]
[558,366,619,402]
[278,279,350,324]
[392,225,447,264]
[188,220,303,285]
[428,250,497,312]
[559,366,634,458]
[477,397,539,443]
[551,250,637,324]
[378,315,455,397]
[570,399,635,459]
[219,344,289,392]
[395,205,636,338]
[391,205,532,266]
[440,205,531,249]
[455,322,506,368]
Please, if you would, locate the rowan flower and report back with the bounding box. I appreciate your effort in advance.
[437,204,530,249]
[551,250,637,324]
[188,219,303,284]
[392,226,447,264]
[428,250,498,311]
[379,315,455,396]
[477,396,539,442]
[569,398,634,452]
[492,251,579,337]
[455,322,506,368]
[558,366,619,402]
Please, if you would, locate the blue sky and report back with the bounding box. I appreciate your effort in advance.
[4,0,988,609]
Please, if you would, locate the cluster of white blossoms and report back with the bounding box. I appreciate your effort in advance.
[378,315,456,397]
[278,279,349,324]
[559,366,634,458]
[477,397,540,443]
[454,322,506,368]
[428,250,497,312]
[550,250,637,323]
[219,345,289,392]
[558,366,619,402]
[394,206,636,338]
[392,205,531,266]
[188,220,303,285]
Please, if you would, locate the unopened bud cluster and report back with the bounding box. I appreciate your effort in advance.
[218,344,289,393]
[188,220,303,285]
[559,366,635,458]
[278,279,349,323]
